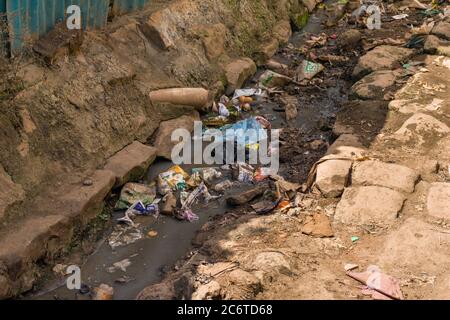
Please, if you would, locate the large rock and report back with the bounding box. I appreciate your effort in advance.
[255,38,279,65]
[0,165,25,222]
[431,21,450,41]
[273,20,292,45]
[352,46,413,79]
[395,113,450,145]
[104,141,158,187]
[314,159,352,198]
[139,10,176,50]
[338,29,362,49]
[350,70,398,100]
[302,0,320,12]
[426,183,450,220]
[335,186,405,227]
[352,160,419,193]
[192,23,228,61]
[325,134,366,158]
[333,100,389,143]
[153,112,200,160]
[424,35,450,54]
[225,58,257,95]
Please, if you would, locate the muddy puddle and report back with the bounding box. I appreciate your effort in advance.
[29,2,351,300]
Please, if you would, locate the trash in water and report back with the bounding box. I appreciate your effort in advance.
[214,179,234,192]
[251,198,283,215]
[147,230,158,237]
[107,259,131,273]
[108,224,144,249]
[115,182,156,210]
[92,284,114,300]
[346,265,404,300]
[254,167,277,182]
[115,276,134,284]
[305,33,328,47]
[160,192,177,215]
[174,208,199,222]
[232,88,264,100]
[296,60,324,81]
[218,103,230,117]
[191,167,222,184]
[239,96,253,104]
[226,183,267,206]
[233,162,255,182]
[175,182,219,222]
[203,115,231,127]
[258,70,292,88]
[392,14,408,20]
[117,199,160,225]
[157,165,190,195]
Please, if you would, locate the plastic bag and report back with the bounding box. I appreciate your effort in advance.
[157,165,189,195]
[115,183,156,210]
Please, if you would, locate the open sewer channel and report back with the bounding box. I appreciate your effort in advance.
[29,2,350,300]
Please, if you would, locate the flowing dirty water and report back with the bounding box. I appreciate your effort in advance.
[29,3,350,300]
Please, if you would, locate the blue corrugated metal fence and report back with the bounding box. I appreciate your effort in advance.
[0,0,6,56]
[112,0,149,16]
[3,0,151,55]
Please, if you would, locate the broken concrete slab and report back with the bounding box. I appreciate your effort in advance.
[335,186,405,227]
[152,112,200,160]
[426,182,450,220]
[377,218,450,272]
[352,45,413,79]
[351,70,398,100]
[225,58,257,95]
[104,141,158,187]
[314,159,352,198]
[0,165,25,222]
[394,113,450,145]
[352,160,419,193]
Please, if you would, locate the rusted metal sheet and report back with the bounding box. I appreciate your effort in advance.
[6,0,109,54]
[112,0,150,16]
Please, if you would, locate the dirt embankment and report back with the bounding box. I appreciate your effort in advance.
[0,0,311,299]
